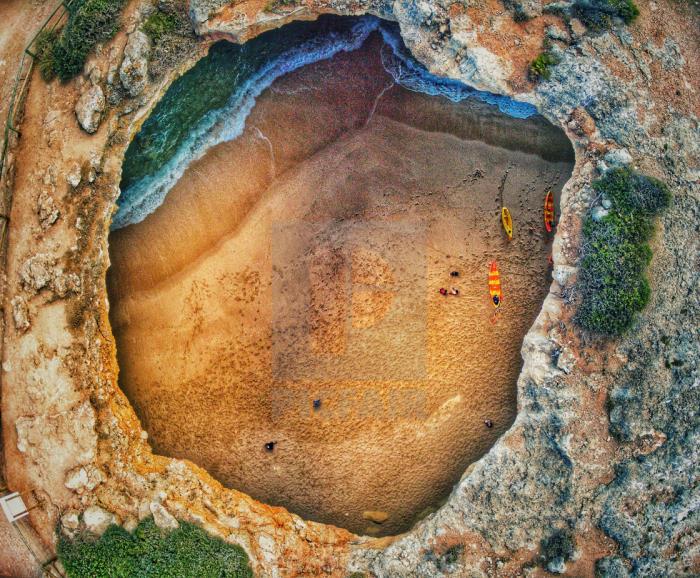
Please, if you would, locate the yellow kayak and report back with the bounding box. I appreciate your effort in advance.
[501,207,513,240]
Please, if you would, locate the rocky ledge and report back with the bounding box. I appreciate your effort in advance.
[1,0,698,576]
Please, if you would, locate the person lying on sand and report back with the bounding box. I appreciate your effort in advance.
[450,288,459,296]
[439,288,448,296]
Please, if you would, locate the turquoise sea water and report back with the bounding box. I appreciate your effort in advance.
[115,16,538,230]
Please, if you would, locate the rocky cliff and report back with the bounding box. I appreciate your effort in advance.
[0,0,698,576]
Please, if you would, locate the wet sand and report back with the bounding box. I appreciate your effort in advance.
[108,34,573,536]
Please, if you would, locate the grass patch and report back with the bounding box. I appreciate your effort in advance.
[573,0,640,30]
[143,10,180,42]
[529,51,560,80]
[575,167,670,336]
[38,0,126,82]
[58,516,253,578]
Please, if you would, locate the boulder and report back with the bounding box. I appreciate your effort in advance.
[75,85,105,134]
[120,31,151,97]
[83,506,117,535]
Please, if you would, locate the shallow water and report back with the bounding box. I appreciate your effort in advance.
[109,21,574,536]
[115,15,543,230]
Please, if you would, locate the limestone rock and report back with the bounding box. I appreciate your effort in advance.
[66,163,82,188]
[83,506,117,535]
[37,190,60,229]
[591,205,610,222]
[150,502,179,530]
[75,84,105,134]
[19,254,79,297]
[65,464,105,493]
[10,296,30,333]
[604,148,633,168]
[120,31,151,97]
[61,510,80,530]
[19,254,55,291]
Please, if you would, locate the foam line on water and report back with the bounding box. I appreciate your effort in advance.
[113,17,537,230]
[377,25,537,119]
[113,17,382,230]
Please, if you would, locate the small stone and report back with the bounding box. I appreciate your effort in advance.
[61,510,80,530]
[150,502,179,530]
[591,206,609,222]
[11,296,30,333]
[546,24,570,43]
[83,506,116,535]
[37,190,60,229]
[66,163,82,188]
[75,84,105,134]
[64,467,90,492]
[20,254,55,291]
[601,197,612,209]
[604,148,633,168]
[556,347,576,374]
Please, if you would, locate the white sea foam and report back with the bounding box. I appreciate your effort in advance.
[113,17,537,230]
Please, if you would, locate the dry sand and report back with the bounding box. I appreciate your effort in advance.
[108,34,573,536]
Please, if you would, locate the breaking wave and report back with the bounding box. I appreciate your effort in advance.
[114,16,537,230]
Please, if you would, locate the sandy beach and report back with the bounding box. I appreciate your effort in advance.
[108,34,573,536]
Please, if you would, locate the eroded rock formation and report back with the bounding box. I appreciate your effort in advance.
[0,0,698,576]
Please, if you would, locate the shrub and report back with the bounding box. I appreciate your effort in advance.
[574,0,640,30]
[34,29,60,81]
[575,167,670,336]
[58,516,253,577]
[541,530,575,567]
[529,52,560,80]
[40,0,126,82]
[143,10,180,42]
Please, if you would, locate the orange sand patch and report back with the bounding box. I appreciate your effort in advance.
[108,35,573,535]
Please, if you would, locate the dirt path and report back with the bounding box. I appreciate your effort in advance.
[108,35,573,536]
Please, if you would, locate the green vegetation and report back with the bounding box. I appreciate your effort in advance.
[143,9,180,42]
[34,29,60,81]
[58,516,253,578]
[540,530,575,568]
[264,0,296,13]
[574,0,640,30]
[529,51,560,80]
[36,0,126,82]
[575,167,671,336]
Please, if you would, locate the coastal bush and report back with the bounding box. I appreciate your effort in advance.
[39,0,126,82]
[58,516,253,577]
[540,530,575,569]
[575,167,670,336]
[574,0,640,30]
[142,1,197,78]
[143,9,180,42]
[34,29,60,81]
[529,52,560,80]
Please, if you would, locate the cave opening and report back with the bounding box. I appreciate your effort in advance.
[107,15,574,536]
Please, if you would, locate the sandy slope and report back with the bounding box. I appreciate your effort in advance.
[108,35,573,536]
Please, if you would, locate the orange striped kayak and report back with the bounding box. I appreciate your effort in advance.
[501,207,513,240]
[488,261,502,308]
[544,190,555,233]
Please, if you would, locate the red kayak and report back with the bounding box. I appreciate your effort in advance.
[544,190,555,233]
